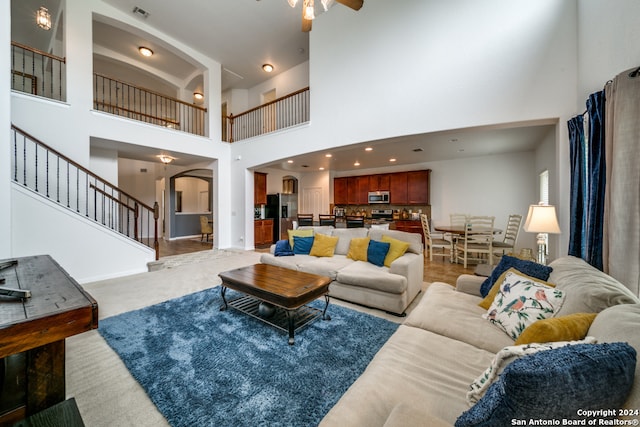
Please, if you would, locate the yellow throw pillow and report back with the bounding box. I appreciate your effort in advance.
[347,237,370,261]
[309,233,339,257]
[514,312,598,345]
[287,228,313,249]
[381,235,411,267]
[478,267,556,310]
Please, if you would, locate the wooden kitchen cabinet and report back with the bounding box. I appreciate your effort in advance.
[356,176,369,204]
[407,170,431,204]
[334,177,348,205]
[369,174,390,191]
[390,172,408,204]
[254,172,267,205]
[394,220,424,244]
[254,219,273,246]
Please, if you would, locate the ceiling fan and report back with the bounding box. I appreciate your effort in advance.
[288,0,364,32]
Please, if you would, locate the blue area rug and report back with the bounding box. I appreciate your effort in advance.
[99,287,398,426]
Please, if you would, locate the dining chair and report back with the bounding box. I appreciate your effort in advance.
[455,215,495,268]
[420,214,449,261]
[318,214,337,227]
[297,213,314,227]
[200,216,213,242]
[345,215,365,228]
[448,213,468,262]
[492,214,523,258]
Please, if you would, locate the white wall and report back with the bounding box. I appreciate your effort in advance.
[230,0,577,250]
[11,184,154,283]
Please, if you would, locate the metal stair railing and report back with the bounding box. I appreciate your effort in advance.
[10,124,160,260]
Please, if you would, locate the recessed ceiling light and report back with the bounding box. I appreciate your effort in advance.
[287,160,294,163]
[319,167,325,170]
[262,64,274,72]
[138,46,153,57]
[354,161,360,166]
[389,158,397,162]
[325,153,332,158]
[365,147,373,151]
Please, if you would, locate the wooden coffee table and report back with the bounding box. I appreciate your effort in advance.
[218,264,331,345]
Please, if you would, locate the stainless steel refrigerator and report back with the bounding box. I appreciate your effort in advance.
[265,193,298,242]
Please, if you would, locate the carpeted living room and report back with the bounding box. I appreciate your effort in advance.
[4,1,640,426]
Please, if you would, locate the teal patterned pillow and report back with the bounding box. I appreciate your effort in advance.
[484,271,565,340]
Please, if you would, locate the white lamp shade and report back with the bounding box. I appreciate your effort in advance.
[523,204,561,234]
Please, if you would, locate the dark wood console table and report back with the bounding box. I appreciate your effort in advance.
[0,255,98,425]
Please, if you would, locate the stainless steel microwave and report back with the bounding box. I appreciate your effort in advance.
[368,191,390,204]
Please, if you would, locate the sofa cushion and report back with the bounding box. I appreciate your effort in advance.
[295,255,353,281]
[336,261,407,294]
[548,256,640,316]
[367,240,390,267]
[480,255,553,297]
[478,267,556,310]
[288,228,313,248]
[319,325,496,426]
[293,235,314,254]
[484,270,565,340]
[381,235,410,267]
[588,303,640,410]
[368,229,423,255]
[456,342,637,427]
[332,228,369,255]
[466,337,597,404]
[346,237,370,262]
[309,232,339,257]
[274,239,294,256]
[514,312,597,345]
[404,283,515,353]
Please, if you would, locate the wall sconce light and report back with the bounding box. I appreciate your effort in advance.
[288,0,298,7]
[303,0,316,20]
[262,64,274,73]
[193,92,204,101]
[36,6,52,30]
[157,155,175,164]
[138,46,154,57]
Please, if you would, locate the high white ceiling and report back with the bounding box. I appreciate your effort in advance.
[11,0,556,172]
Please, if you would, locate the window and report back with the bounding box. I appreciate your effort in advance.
[539,170,549,205]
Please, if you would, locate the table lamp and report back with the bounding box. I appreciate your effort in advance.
[523,204,561,265]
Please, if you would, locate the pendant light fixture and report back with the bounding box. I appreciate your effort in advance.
[36,6,52,30]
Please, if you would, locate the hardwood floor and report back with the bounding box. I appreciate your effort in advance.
[159,239,477,284]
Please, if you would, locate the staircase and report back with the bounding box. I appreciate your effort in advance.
[10,124,159,261]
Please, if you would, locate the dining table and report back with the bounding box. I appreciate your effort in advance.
[434,225,503,263]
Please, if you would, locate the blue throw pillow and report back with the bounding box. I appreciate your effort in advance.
[274,239,294,256]
[455,342,637,427]
[293,236,314,255]
[480,255,553,297]
[367,240,391,267]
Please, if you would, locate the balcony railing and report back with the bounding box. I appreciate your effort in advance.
[11,41,66,102]
[93,73,208,137]
[224,87,310,142]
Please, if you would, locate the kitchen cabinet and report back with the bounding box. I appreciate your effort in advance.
[369,174,390,191]
[254,219,273,246]
[407,170,430,204]
[390,172,408,204]
[356,176,369,204]
[334,177,348,205]
[394,220,424,244]
[254,172,267,205]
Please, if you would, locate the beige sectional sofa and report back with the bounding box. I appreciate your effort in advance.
[320,256,640,426]
[260,227,423,316]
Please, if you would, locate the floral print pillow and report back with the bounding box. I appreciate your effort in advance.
[483,271,565,340]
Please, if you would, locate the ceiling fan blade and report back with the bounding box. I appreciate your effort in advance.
[335,0,363,11]
[302,5,312,32]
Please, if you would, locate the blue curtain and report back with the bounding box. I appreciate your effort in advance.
[585,91,606,270]
[568,115,586,259]
[567,90,606,269]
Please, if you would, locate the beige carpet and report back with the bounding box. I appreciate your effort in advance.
[66,249,429,426]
